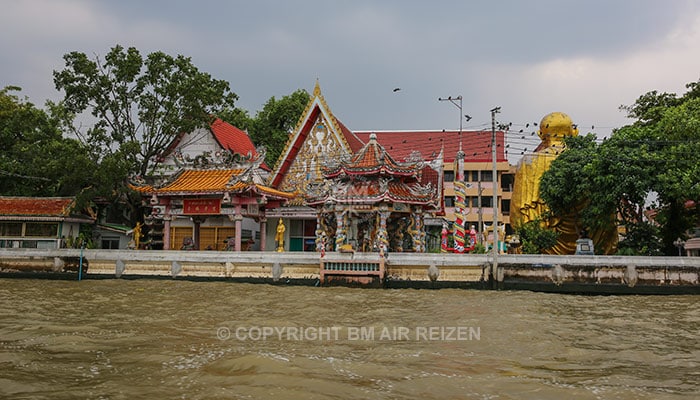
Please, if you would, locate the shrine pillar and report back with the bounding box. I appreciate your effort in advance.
[413,207,425,253]
[259,216,267,251]
[315,211,325,252]
[376,205,390,254]
[334,209,346,251]
[234,204,243,251]
[163,215,171,250]
[192,216,206,250]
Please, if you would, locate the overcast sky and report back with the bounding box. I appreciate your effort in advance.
[3,0,700,158]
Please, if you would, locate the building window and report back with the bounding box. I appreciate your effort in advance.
[465,171,479,182]
[501,174,514,192]
[501,199,511,215]
[444,170,455,182]
[445,196,455,207]
[470,196,480,207]
[25,223,58,237]
[0,222,22,237]
[481,170,493,182]
[101,238,121,249]
[482,197,493,208]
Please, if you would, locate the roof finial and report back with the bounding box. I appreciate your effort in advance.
[313,79,321,97]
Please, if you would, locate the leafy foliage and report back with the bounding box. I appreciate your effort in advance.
[53,44,239,179]
[52,45,241,223]
[515,218,559,254]
[0,86,94,197]
[543,79,700,255]
[247,89,310,166]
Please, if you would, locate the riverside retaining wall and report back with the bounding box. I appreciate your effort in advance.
[0,249,698,294]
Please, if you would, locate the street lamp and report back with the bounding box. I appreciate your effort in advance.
[673,237,685,256]
[438,95,464,154]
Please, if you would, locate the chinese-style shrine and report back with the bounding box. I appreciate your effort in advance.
[131,118,294,251]
[306,133,443,253]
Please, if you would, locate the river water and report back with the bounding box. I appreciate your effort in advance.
[0,278,697,399]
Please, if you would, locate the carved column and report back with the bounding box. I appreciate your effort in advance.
[376,205,390,254]
[413,206,425,253]
[259,216,267,251]
[335,209,346,251]
[315,211,325,252]
[192,216,207,250]
[234,204,243,251]
[163,215,171,250]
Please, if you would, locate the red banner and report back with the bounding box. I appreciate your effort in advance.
[183,198,221,215]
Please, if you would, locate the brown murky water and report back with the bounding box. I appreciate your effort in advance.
[0,278,697,399]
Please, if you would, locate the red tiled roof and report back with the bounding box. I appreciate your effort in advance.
[210,118,270,171]
[335,118,364,153]
[353,130,506,163]
[133,169,294,199]
[0,197,75,217]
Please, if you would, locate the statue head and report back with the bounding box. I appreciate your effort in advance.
[538,112,578,145]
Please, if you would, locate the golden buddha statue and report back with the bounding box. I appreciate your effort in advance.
[510,112,617,254]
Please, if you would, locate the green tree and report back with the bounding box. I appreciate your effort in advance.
[539,134,601,235]
[542,79,700,255]
[218,107,253,133]
[516,218,559,254]
[0,86,94,197]
[248,89,310,166]
[53,45,239,180]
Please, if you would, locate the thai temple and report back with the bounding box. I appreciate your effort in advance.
[130,81,515,253]
[264,81,513,253]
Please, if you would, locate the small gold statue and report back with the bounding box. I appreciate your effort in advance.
[275,218,285,252]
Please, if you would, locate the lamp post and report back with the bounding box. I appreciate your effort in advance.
[438,95,463,155]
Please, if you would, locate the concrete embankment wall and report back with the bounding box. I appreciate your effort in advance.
[0,249,698,294]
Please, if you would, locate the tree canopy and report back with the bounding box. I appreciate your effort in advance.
[247,89,310,167]
[540,80,700,255]
[0,86,94,197]
[53,45,239,179]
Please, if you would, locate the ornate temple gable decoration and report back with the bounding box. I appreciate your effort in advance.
[171,146,263,170]
[268,81,363,198]
[307,133,443,209]
[306,133,443,254]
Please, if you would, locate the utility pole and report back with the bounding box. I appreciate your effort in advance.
[438,95,464,154]
[477,180,483,245]
[490,106,501,284]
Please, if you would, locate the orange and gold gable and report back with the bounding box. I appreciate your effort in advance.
[278,114,349,193]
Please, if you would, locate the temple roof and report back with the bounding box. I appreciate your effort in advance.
[323,133,421,178]
[306,179,437,206]
[210,118,258,156]
[132,169,293,199]
[353,130,506,163]
[0,197,95,222]
[161,118,270,171]
[268,81,361,188]
[307,133,443,209]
